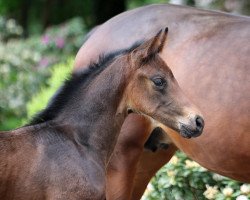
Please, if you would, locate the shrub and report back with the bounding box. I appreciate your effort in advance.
[0,16,23,41]
[23,17,86,68]
[0,40,49,130]
[41,17,85,55]
[143,151,250,200]
[0,17,86,130]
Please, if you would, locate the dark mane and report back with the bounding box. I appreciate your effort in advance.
[28,41,143,125]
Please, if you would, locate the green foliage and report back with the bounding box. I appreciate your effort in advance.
[0,39,49,130]
[127,0,169,9]
[0,0,20,14]
[143,151,250,200]
[0,17,85,130]
[26,58,74,119]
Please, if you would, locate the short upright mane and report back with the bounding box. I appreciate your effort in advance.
[28,41,143,125]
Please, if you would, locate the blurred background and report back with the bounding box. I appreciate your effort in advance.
[0,0,249,199]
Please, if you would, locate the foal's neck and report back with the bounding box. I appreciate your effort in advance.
[56,57,130,166]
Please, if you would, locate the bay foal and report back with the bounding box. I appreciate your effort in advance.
[0,29,204,200]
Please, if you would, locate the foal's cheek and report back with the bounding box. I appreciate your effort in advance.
[128,76,157,113]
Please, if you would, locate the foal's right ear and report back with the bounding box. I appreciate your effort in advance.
[131,27,168,64]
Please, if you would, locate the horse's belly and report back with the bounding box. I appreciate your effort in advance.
[165,45,250,182]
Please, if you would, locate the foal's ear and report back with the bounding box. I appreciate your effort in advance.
[131,27,168,64]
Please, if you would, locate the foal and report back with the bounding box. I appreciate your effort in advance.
[0,28,203,200]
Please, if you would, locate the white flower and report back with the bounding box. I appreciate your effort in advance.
[222,187,234,197]
[185,160,200,168]
[212,174,225,181]
[142,183,153,199]
[15,26,23,35]
[6,19,16,30]
[236,195,249,200]
[240,184,250,194]
[22,50,31,60]
[199,166,208,172]
[203,185,218,199]
[33,52,41,62]
[169,177,176,185]
[167,170,176,177]
[146,183,153,192]
[169,155,179,165]
[0,64,10,74]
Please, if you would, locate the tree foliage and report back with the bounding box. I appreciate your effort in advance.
[1,0,248,37]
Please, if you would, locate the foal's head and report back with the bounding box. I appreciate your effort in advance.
[121,28,204,138]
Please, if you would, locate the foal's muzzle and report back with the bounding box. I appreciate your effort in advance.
[180,115,204,138]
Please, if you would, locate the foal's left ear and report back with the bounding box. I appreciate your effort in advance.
[131,27,168,63]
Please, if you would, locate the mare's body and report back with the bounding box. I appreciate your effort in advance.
[74,4,250,199]
[0,30,204,199]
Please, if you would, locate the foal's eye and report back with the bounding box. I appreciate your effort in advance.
[151,77,166,89]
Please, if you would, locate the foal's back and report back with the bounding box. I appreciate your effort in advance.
[0,124,104,200]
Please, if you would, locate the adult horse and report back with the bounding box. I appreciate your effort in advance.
[74,3,250,199]
[0,29,204,199]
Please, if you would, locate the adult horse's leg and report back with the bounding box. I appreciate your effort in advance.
[132,146,176,200]
[106,114,152,200]
[106,114,177,200]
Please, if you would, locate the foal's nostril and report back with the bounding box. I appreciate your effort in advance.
[180,115,204,138]
[195,116,204,131]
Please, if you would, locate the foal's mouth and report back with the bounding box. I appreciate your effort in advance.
[179,121,204,139]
